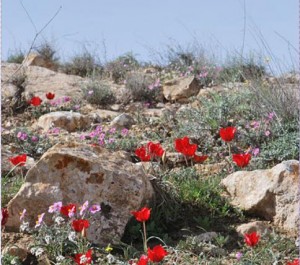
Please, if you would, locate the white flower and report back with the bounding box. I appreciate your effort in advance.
[31,247,44,257]
[80,255,88,264]
[54,216,65,225]
[68,231,77,243]
[107,254,115,264]
[44,235,51,244]
[20,221,30,232]
[56,255,65,262]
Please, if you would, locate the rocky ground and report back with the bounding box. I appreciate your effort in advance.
[1,56,299,264]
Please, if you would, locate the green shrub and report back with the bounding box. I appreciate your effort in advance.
[83,80,116,106]
[63,52,103,77]
[7,49,25,64]
[125,72,161,102]
[34,41,60,64]
[105,53,139,83]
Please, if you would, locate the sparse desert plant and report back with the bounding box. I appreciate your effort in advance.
[105,52,139,83]
[6,49,25,64]
[63,51,103,77]
[125,72,161,103]
[34,41,60,64]
[82,80,116,106]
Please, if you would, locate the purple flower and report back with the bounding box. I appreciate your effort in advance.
[95,125,102,133]
[267,112,275,121]
[17,131,28,141]
[250,121,260,129]
[109,127,116,134]
[265,130,271,137]
[108,138,115,144]
[89,205,101,214]
[89,131,97,138]
[31,136,39,142]
[121,128,129,136]
[79,134,86,141]
[252,148,260,156]
[48,127,60,135]
[48,202,62,213]
[73,105,80,110]
[98,139,105,146]
[236,252,243,261]
[99,133,106,141]
[63,96,71,103]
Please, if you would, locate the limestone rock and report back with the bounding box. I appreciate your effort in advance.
[221,160,299,234]
[6,142,154,245]
[162,76,202,102]
[37,111,91,132]
[22,53,57,71]
[236,221,271,236]
[2,63,84,101]
[110,113,135,129]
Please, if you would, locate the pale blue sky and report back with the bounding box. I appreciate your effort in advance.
[2,0,298,70]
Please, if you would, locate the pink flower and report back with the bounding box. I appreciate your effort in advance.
[31,136,39,142]
[48,202,62,213]
[89,205,101,214]
[19,209,26,221]
[17,131,28,141]
[252,148,260,156]
[121,128,129,136]
[265,130,271,136]
[79,201,89,216]
[35,213,45,228]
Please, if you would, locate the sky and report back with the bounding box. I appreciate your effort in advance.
[2,0,298,71]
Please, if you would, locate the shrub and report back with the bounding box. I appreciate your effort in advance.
[83,80,116,106]
[7,49,25,64]
[63,52,103,77]
[34,41,60,64]
[218,57,266,83]
[125,72,161,102]
[105,52,139,83]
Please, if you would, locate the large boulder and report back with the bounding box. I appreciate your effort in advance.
[1,63,84,101]
[162,76,202,102]
[6,142,154,245]
[221,160,299,234]
[36,111,92,132]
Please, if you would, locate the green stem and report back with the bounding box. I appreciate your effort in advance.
[143,221,147,253]
[227,142,231,156]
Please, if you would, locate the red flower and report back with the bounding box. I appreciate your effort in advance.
[193,154,208,163]
[137,255,149,265]
[147,245,168,263]
[9,154,27,166]
[232,153,251,168]
[135,142,165,161]
[174,136,197,157]
[72,219,90,232]
[1,208,9,227]
[219,127,237,142]
[60,204,77,217]
[287,259,300,265]
[74,249,92,265]
[46,92,55,100]
[244,232,260,247]
[29,96,42,106]
[131,207,151,222]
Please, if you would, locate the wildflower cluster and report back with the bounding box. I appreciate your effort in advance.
[19,201,101,264]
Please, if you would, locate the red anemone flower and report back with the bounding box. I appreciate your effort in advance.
[135,142,164,161]
[29,96,42,106]
[244,232,260,247]
[137,255,149,265]
[74,249,92,265]
[46,92,55,100]
[1,208,9,227]
[72,219,90,232]
[287,259,300,265]
[131,207,151,222]
[9,154,27,166]
[135,146,151,161]
[60,204,77,217]
[147,245,168,263]
[232,153,251,168]
[174,136,197,157]
[219,127,237,142]
[193,154,208,163]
